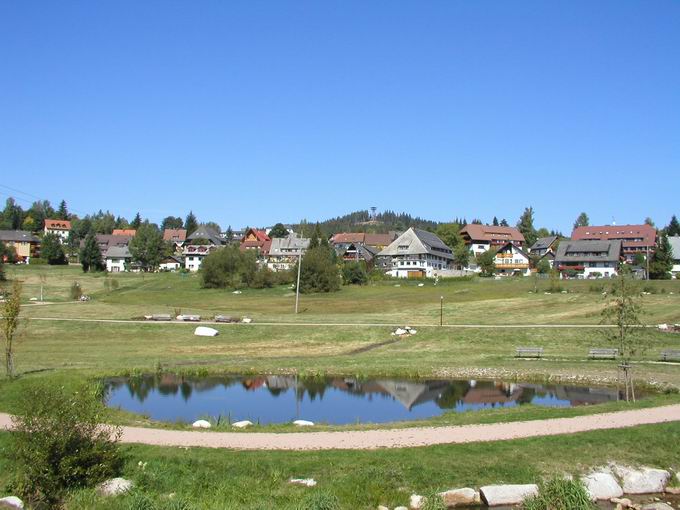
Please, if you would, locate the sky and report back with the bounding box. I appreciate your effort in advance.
[1,1,679,233]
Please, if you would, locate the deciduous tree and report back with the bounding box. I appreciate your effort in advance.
[476,249,497,276]
[129,223,166,271]
[268,223,289,238]
[40,233,67,265]
[1,280,22,378]
[161,216,183,231]
[435,223,462,251]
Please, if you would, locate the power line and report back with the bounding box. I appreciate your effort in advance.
[0,184,86,216]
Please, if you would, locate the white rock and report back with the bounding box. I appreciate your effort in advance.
[409,494,424,509]
[289,478,317,487]
[377,506,389,510]
[417,283,424,287]
[641,503,674,510]
[194,326,219,337]
[480,484,539,506]
[0,496,24,509]
[618,467,671,494]
[232,420,253,428]
[409,329,417,335]
[96,478,134,496]
[192,419,211,428]
[394,328,408,336]
[658,324,669,330]
[438,488,480,507]
[232,290,242,294]
[582,472,624,500]
[293,420,314,427]
[395,507,408,510]
[242,317,252,323]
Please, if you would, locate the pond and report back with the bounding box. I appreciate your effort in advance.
[104,374,631,425]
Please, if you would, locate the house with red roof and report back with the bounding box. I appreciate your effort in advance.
[459,224,525,256]
[44,219,72,243]
[239,228,271,256]
[112,229,137,237]
[571,224,656,263]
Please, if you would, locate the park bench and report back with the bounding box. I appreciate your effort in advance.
[515,347,543,358]
[214,315,238,323]
[177,314,201,322]
[150,314,172,321]
[588,348,618,360]
[660,350,680,362]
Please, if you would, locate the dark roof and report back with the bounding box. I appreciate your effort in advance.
[530,236,558,251]
[186,226,224,245]
[378,228,453,260]
[496,241,531,259]
[554,239,622,264]
[104,246,131,258]
[0,230,40,243]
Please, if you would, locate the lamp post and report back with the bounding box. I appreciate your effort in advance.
[440,296,444,326]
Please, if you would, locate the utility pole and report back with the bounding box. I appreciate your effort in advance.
[440,296,444,326]
[646,245,649,280]
[295,251,302,314]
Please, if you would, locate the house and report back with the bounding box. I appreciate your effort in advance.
[377,228,453,278]
[554,239,623,278]
[337,242,379,267]
[183,225,225,272]
[669,236,680,276]
[330,232,398,252]
[571,224,656,263]
[163,229,187,251]
[0,230,41,263]
[493,242,532,276]
[105,246,132,272]
[266,234,310,272]
[112,229,137,237]
[459,224,525,255]
[529,236,559,257]
[44,219,72,243]
[240,228,271,256]
[88,234,133,253]
[159,255,183,272]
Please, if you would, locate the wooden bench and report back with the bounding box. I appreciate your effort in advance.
[150,314,172,321]
[177,314,201,322]
[515,347,543,358]
[215,315,238,323]
[660,350,680,362]
[588,348,618,360]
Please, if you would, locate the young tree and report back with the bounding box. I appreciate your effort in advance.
[200,245,257,289]
[1,198,23,230]
[435,223,461,251]
[56,200,69,220]
[161,216,183,231]
[601,274,645,401]
[666,215,680,236]
[297,245,340,293]
[476,249,497,276]
[632,253,646,267]
[130,212,142,230]
[79,232,104,272]
[644,217,655,227]
[1,280,22,378]
[573,212,589,230]
[492,216,499,226]
[516,207,538,247]
[185,211,198,236]
[40,233,67,265]
[649,232,673,279]
[0,241,5,281]
[536,258,551,274]
[500,218,509,227]
[453,244,470,269]
[342,261,368,285]
[269,223,290,238]
[129,223,166,271]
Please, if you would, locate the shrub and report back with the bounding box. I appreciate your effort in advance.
[40,232,68,265]
[522,477,595,510]
[342,261,368,285]
[70,281,83,300]
[28,257,47,265]
[297,246,340,294]
[200,245,257,289]
[296,490,340,510]
[251,267,275,289]
[10,382,122,507]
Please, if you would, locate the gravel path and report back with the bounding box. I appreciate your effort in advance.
[2,405,679,451]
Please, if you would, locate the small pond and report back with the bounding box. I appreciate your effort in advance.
[104,374,632,425]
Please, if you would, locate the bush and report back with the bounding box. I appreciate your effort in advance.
[342,261,368,285]
[40,232,68,265]
[200,246,257,289]
[70,281,83,300]
[522,477,595,510]
[251,267,275,289]
[296,490,340,510]
[10,382,122,507]
[297,246,340,293]
[28,257,47,265]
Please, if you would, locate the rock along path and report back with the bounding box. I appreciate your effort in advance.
[2,405,680,451]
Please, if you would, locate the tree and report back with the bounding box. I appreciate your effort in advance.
[130,212,142,230]
[649,233,673,279]
[1,280,22,378]
[40,233,67,265]
[435,223,462,251]
[200,245,257,289]
[666,215,680,237]
[476,249,496,276]
[269,223,289,238]
[161,216,183,231]
[492,216,499,226]
[536,258,551,274]
[601,274,645,401]
[308,224,322,250]
[342,261,368,285]
[185,211,198,236]
[632,253,646,267]
[453,244,470,269]
[56,200,69,220]
[516,207,538,247]
[203,221,222,234]
[500,218,509,227]
[536,227,550,239]
[79,232,104,272]
[573,212,589,230]
[129,223,166,271]
[1,198,23,230]
[0,241,6,281]
[644,217,655,227]
[296,245,340,293]
[225,225,234,242]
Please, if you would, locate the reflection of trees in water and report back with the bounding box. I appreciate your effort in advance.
[435,381,469,409]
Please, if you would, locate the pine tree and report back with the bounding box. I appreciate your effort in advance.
[649,233,673,279]
[666,215,680,237]
[129,222,165,271]
[573,212,589,230]
[225,226,234,242]
[185,211,198,236]
[130,212,142,230]
[40,233,67,265]
[492,216,499,226]
[79,232,104,272]
[308,224,321,249]
[500,218,509,227]
[57,200,69,220]
[516,207,538,247]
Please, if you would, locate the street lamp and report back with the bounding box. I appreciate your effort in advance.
[440,296,444,326]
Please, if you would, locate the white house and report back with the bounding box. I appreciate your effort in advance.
[554,239,622,278]
[182,225,225,272]
[460,224,526,256]
[44,219,72,243]
[377,228,453,278]
[494,242,532,276]
[105,246,132,273]
[159,255,182,272]
[669,236,680,276]
[266,234,310,272]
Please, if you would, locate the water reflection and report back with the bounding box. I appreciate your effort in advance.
[105,374,626,425]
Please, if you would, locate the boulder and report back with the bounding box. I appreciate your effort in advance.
[395,507,408,510]
[377,506,389,510]
[582,472,624,500]
[611,497,633,507]
[394,328,408,336]
[232,420,253,428]
[641,504,674,510]
[289,478,316,487]
[242,317,252,323]
[618,467,671,494]
[0,497,24,509]
[438,488,480,507]
[194,326,219,337]
[409,494,424,509]
[96,478,134,496]
[192,419,211,428]
[293,420,314,427]
[480,484,539,506]
[665,487,680,495]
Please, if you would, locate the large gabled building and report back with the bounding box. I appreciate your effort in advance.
[183,225,225,272]
[0,230,41,262]
[377,227,453,278]
[459,224,525,256]
[554,239,623,278]
[240,228,271,256]
[571,224,656,263]
[44,219,72,243]
[266,234,310,272]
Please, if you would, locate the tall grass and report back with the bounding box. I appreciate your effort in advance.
[522,477,595,510]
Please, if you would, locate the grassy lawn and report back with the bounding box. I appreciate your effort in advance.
[1,265,680,508]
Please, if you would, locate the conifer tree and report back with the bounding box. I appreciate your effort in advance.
[79,232,104,272]
[516,207,538,247]
[649,233,673,279]
[185,211,198,236]
[666,215,680,236]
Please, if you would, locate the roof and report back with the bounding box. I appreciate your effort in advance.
[554,239,623,264]
[268,235,310,256]
[460,224,525,243]
[669,236,680,261]
[104,246,131,259]
[378,228,453,260]
[0,230,40,243]
[44,219,72,230]
[330,232,396,247]
[571,224,656,246]
[530,236,558,251]
[163,229,187,242]
[112,229,136,237]
[241,228,271,244]
[495,242,531,259]
[186,225,224,245]
[240,228,271,254]
[161,255,182,263]
[93,235,132,249]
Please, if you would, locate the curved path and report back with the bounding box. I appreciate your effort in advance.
[2,405,680,451]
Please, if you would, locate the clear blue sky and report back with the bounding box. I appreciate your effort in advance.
[1,1,678,232]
